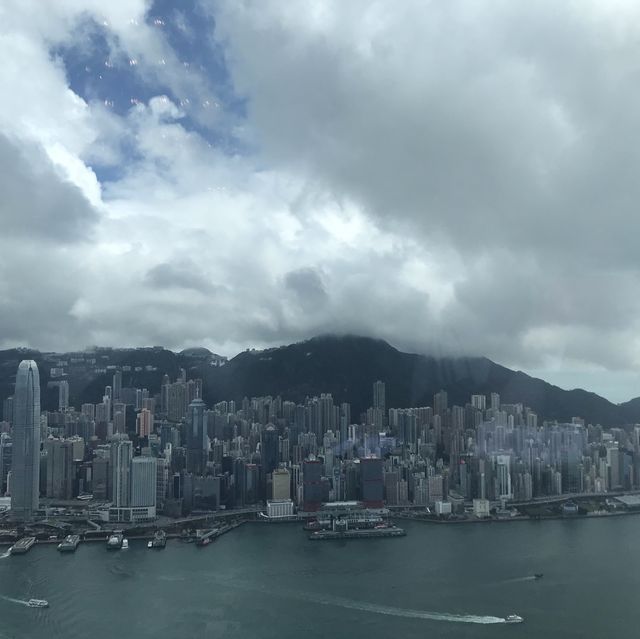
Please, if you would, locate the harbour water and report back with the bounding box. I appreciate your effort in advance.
[1,516,640,638]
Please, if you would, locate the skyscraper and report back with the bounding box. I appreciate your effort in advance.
[373,380,386,413]
[131,456,157,508]
[11,360,41,519]
[261,425,279,475]
[186,398,207,475]
[111,438,133,507]
[112,370,122,402]
[58,380,69,411]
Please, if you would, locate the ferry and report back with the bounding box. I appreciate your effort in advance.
[150,530,167,549]
[57,535,80,552]
[27,599,49,608]
[505,615,523,624]
[106,531,124,550]
[10,537,36,554]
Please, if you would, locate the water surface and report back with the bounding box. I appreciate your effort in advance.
[1,517,638,638]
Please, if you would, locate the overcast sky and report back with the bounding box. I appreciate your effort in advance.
[2,0,640,401]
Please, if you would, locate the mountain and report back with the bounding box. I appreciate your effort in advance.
[0,335,637,426]
[202,335,633,425]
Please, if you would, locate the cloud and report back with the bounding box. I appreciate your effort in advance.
[0,134,100,242]
[145,259,220,294]
[4,0,640,402]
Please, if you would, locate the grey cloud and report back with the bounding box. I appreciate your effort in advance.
[0,134,99,243]
[144,260,220,294]
[284,267,328,311]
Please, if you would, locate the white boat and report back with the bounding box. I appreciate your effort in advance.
[27,599,49,608]
[505,614,523,624]
[147,541,153,548]
[121,539,129,550]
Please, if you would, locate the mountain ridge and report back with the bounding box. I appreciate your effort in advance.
[0,335,637,426]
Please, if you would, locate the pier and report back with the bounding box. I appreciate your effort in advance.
[309,526,406,540]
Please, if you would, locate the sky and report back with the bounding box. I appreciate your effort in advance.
[2,1,640,402]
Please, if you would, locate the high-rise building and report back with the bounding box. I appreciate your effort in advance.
[113,403,126,434]
[111,438,133,507]
[2,396,13,424]
[272,468,291,500]
[360,457,384,507]
[131,456,157,508]
[261,425,279,475]
[45,439,74,500]
[58,381,69,411]
[433,390,448,416]
[112,370,122,402]
[11,360,41,519]
[137,408,154,438]
[302,459,323,511]
[186,398,207,475]
[373,381,386,413]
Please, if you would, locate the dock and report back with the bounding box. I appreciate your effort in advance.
[309,526,406,540]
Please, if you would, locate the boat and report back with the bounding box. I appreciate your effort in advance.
[147,541,153,548]
[196,537,211,547]
[505,615,523,624]
[57,535,80,552]
[10,537,36,555]
[533,573,543,580]
[151,530,167,549]
[27,599,49,608]
[106,531,124,550]
[121,539,129,550]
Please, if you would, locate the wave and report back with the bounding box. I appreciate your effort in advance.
[207,575,508,625]
[0,551,10,560]
[0,595,30,607]
[294,591,506,624]
[500,576,537,584]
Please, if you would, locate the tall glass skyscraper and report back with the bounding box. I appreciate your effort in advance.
[11,360,41,519]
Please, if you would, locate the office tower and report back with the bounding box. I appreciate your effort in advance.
[58,381,69,411]
[168,381,188,422]
[490,393,500,411]
[131,456,157,508]
[2,396,13,424]
[113,403,126,433]
[186,398,207,475]
[81,403,95,420]
[272,467,291,500]
[111,438,133,507]
[112,370,122,402]
[0,433,11,495]
[302,459,323,511]
[261,425,279,475]
[156,457,169,509]
[373,380,386,412]
[45,439,74,500]
[433,390,448,416]
[92,457,110,500]
[11,360,41,519]
[471,394,486,411]
[360,457,384,507]
[137,408,154,438]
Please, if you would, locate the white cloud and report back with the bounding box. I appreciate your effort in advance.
[3,0,640,401]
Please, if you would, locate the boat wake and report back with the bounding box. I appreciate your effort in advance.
[209,576,508,625]
[0,595,31,607]
[501,576,537,584]
[295,592,506,624]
